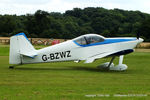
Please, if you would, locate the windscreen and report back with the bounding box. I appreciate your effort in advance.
[86,35,104,44]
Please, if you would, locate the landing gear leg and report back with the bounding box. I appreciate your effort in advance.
[107,56,116,69]
[119,55,124,65]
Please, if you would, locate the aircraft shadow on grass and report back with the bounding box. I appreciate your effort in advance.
[15,66,126,73]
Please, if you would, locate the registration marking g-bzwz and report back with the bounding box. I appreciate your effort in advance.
[42,51,71,61]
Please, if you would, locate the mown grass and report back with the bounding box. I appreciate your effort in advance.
[0,45,150,100]
[0,45,9,56]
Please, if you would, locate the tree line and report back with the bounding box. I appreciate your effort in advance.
[0,7,150,41]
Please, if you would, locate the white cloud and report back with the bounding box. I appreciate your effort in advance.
[100,0,150,13]
[0,0,149,15]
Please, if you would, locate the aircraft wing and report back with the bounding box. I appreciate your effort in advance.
[84,51,118,63]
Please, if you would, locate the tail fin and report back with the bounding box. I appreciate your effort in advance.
[9,33,37,64]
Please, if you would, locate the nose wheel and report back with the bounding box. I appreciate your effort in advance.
[97,55,128,71]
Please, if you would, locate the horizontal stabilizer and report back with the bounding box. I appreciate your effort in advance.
[20,51,37,58]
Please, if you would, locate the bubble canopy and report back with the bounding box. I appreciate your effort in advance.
[73,34,105,46]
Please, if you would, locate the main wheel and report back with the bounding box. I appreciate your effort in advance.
[110,64,128,71]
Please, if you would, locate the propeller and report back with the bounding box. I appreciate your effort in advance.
[136,30,144,42]
[136,32,140,40]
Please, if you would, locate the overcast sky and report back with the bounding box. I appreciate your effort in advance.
[0,0,150,15]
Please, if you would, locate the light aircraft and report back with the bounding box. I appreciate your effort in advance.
[9,33,143,71]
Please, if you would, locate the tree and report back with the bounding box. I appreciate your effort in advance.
[0,15,17,36]
[0,7,150,41]
[139,18,150,41]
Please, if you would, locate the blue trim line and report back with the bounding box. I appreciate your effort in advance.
[73,38,137,47]
[14,33,29,41]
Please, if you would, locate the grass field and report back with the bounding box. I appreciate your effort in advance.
[0,45,150,100]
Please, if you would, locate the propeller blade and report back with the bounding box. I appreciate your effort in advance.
[137,32,140,39]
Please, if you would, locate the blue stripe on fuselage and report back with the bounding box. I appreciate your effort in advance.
[73,38,137,47]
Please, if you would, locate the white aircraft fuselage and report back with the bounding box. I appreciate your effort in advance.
[9,33,143,71]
